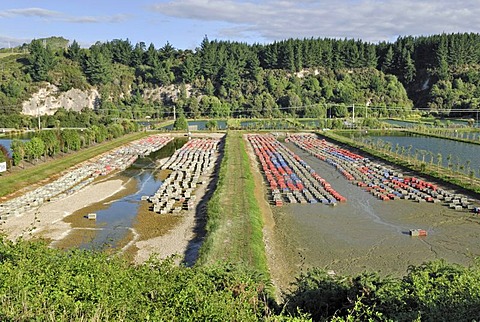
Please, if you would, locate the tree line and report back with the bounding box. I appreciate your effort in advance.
[2,33,480,124]
[7,120,137,167]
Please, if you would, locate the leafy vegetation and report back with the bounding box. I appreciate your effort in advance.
[9,119,138,166]
[285,260,480,321]
[173,113,189,130]
[0,237,273,321]
[3,33,480,126]
[1,237,480,321]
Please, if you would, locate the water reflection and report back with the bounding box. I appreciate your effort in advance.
[367,134,480,178]
[77,138,187,250]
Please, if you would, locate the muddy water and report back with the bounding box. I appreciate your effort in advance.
[273,143,480,283]
[57,138,187,251]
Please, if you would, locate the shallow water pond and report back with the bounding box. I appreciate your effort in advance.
[56,138,187,251]
[272,143,480,282]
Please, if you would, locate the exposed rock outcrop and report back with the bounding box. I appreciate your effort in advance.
[22,84,100,116]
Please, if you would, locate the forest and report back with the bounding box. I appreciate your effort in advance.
[1,32,480,128]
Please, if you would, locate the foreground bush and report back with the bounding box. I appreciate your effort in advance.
[0,237,273,321]
[285,259,480,321]
[2,237,480,321]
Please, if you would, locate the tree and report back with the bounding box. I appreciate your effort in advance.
[37,131,60,157]
[11,139,25,166]
[437,153,442,170]
[131,42,146,67]
[84,46,112,85]
[401,48,416,84]
[205,119,218,131]
[173,113,188,131]
[110,39,132,65]
[61,129,81,152]
[144,43,158,67]
[28,39,56,81]
[66,40,82,62]
[220,60,240,92]
[25,137,45,161]
[381,46,394,73]
[181,55,197,83]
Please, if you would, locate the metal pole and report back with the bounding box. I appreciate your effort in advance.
[352,103,355,124]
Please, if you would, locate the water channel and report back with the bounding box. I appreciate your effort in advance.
[270,141,480,288]
[55,138,187,251]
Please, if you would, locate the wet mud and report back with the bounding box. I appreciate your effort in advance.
[270,143,480,287]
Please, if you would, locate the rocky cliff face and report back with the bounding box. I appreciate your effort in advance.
[22,84,100,116]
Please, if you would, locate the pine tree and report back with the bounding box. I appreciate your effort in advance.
[85,47,112,85]
[436,36,449,80]
[382,46,394,73]
[28,39,56,81]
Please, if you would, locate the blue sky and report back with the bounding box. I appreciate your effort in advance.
[1,0,479,50]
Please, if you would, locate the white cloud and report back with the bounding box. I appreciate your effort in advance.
[0,7,60,18]
[0,7,129,25]
[149,0,480,42]
[66,14,130,24]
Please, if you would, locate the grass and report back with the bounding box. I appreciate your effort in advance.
[197,131,269,278]
[0,52,21,59]
[0,132,150,198]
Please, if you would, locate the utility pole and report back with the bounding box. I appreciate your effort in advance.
[173,105,176,121]
[352,103,355,124]
[37,105,41,130]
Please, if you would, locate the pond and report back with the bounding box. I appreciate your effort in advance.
[271,141,480,287]
[0,133,33,154]
[57,138,187,251]
[365,133,480,178]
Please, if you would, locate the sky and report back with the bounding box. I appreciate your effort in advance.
[1,0,479,50]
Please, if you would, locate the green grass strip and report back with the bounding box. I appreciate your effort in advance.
[197,132,269,279]
[0,132,150,198]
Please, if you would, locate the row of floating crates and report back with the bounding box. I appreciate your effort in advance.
[248,134,345,206]
[148,138,220,215]
[287,134,479,212]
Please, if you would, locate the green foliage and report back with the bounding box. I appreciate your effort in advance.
[10,139,25,165]
[0,237,273,321]
[61,129,81,152]
[286,260,480,321]
[84,45,112,85]
[5,33,480,124]
[3,236,478,321]
[205,119,218,131]
[36,130,60,156]
[27,39,57,82]
[24,136,45,160]
[173,113,188,130]
[51,57,89,91]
